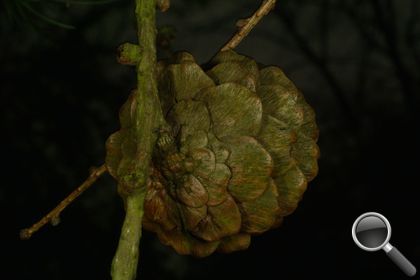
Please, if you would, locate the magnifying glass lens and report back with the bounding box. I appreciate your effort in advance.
[355,216,388,248]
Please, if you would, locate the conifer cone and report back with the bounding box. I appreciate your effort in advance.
[106,50,319,257]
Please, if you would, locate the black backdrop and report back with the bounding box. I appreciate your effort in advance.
[2,0,419,279]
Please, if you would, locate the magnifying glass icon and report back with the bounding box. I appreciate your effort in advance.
[352,212,416,277]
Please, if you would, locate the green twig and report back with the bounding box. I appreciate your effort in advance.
[111,191,146,280]
[110,0,167,279]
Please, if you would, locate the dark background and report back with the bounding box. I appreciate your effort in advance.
[1,0,419,279]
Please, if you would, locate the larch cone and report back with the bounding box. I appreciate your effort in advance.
[106,50,319,257]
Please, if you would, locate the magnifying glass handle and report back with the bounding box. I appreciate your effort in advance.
[385,244,416,277]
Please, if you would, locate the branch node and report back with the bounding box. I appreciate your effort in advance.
[117,43,141,66]
[51,215,61,226]
[236,18,249,28]
[156,0,170,12]
[220,0,277,52]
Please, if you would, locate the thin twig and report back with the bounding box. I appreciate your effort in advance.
[220,0,277,51]
[20,164,107,240]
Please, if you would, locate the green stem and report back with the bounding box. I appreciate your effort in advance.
[111,0,166,279]
[111,192,146,280]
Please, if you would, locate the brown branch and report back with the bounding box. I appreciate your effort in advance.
[20,164,108,240]
[220,0,277,51]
